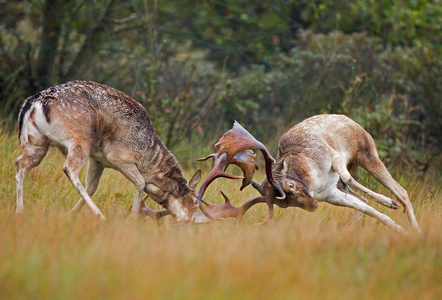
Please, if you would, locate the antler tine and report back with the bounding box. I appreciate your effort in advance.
[230,150,258,191]
[196,152,244,200]
[192,191,274,225]
[195,152,244,221]
[220,191,274,225]
[261,149,286,200]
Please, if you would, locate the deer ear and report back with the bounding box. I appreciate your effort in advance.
[281,155,291,175]
[188,169,202,190]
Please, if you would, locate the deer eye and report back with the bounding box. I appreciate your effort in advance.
[193,198,199,205]
[289,183,294,188]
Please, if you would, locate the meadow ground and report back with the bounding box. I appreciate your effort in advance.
[0,127,441,299]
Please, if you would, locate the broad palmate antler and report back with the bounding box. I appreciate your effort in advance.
[194,121,285,224]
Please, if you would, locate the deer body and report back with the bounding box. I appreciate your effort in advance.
[16,80,201,222]
[194,115,420,233]
[267,114,420,232]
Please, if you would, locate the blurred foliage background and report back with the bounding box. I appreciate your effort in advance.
[0,0,440,173]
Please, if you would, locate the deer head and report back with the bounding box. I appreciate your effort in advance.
[137,169,203,222]
[156,169,203,222]
[263,155,318,212]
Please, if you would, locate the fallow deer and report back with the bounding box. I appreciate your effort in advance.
[192,115,421,233]
[16,80,211,222]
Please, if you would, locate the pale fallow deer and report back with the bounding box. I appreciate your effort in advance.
[16,80,212,222]
[191,115,421,233]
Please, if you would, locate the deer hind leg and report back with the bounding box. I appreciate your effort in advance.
[63,145,105,220]
[332,155,400,209]
[70,159,105,214]
[325,188,405,233]
[358,155,421,233]
[15,143,49,213]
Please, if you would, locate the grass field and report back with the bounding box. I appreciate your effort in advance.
[1,126,441,299]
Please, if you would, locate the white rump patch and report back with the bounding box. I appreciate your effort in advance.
[20,101,71,150]
[20,102,44,145]
[33,102,71,148]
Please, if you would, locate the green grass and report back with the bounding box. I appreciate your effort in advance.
[1,126,441,300]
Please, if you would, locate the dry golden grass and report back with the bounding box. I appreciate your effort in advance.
[1,127,441,300]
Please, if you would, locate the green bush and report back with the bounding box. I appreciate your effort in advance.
[0,1,439,173]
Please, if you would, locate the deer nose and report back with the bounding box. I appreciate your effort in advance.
[307,200,318,212]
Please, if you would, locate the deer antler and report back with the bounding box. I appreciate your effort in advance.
[192,191,274,225]
[137,195,170,221]
[196,152,245,199]
[195,121,285,223]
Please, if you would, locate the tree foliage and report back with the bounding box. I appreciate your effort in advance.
[0,0,440,169]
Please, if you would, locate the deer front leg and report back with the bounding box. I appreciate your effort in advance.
[324,188,405,233]
[337,180,369,204]
[337,180,368,223]
[113,163,146,218]
[332,155,400,209]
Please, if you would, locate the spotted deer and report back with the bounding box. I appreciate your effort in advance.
[192,116,421,233]
[16,80,211,222]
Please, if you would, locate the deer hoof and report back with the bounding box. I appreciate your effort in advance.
[390,199,400,209]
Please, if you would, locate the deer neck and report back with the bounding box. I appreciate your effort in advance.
[141,140,190,203]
